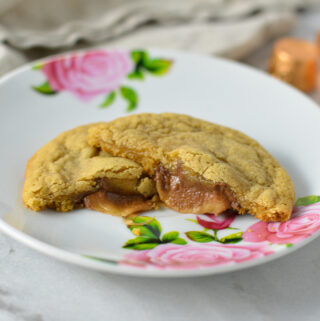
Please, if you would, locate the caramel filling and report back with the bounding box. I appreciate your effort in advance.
[155,163,238,215]
[84,190,156,216]
[81,162,238,217]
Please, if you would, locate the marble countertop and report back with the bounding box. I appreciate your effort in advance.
[1,9,320,321]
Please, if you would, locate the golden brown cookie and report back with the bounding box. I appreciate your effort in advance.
[23,124,159,215]
[88,113,295,222]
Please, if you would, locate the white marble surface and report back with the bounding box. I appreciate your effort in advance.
[1,9,320,321]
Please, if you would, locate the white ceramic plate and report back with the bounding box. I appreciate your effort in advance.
[0,48,320,277]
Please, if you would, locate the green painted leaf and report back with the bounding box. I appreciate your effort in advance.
[131,50,148,64]
[131,50,142,64]
[129,225,157,239]
[219,232,243,244]
[32,81,57,95]
[186,219,198,224]
[170,238,187,245]
[124,243,159,250]
[143,59,172,75]
[162,231,179,243]
[295,195,320,206]
[120,86,138,111]
[145,219,162,238]
[132,216,153,224]
[32,63,44,70]
[140,217,161,237]
[286,243,293,248]
[129,50,148,80]
[127,70,144,80]
[130,216,162,239]
[123,236,159,248]
[99,91,116,108]
[185,231,214,243]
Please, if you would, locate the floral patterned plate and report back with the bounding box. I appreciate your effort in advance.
[0,48,319,277]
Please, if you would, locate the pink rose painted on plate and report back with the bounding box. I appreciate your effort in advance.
[32,49,173,111]
[121,243,274,269]
[42,51,133,101]
[85,196,320,271]
[243,202,320,244]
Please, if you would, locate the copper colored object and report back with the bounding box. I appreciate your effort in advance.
[317,31,320,55]
[268,38,318,92]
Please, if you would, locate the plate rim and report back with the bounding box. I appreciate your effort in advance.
[0,47,320,277]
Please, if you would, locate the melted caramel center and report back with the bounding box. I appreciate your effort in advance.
[155,163,238,215]
[84,190,156,216]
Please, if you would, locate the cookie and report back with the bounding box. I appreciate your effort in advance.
[23,124,159,215]
[88,113,295,221]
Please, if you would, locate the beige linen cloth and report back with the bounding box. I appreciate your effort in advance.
[0,0,318,76]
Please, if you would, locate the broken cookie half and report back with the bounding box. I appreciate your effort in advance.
[23,114,295,222]
[88,113,295,222]
[23,124,159,216]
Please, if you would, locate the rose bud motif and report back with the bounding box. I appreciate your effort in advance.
[196,211,236,230]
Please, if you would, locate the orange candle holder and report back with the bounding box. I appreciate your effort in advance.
[268,37,318,92]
